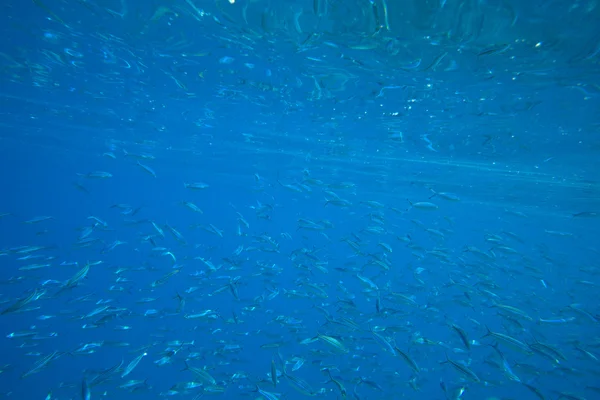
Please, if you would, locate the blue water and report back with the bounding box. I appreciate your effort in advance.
[1,1,599,399]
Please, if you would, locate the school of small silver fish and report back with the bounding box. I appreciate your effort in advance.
[0,1,599,400]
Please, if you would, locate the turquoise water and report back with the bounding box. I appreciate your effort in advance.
[0,1,599,399]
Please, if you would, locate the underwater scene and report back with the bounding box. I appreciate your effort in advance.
[0,1,599,399]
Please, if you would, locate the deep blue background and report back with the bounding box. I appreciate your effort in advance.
[0,0,599,399]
